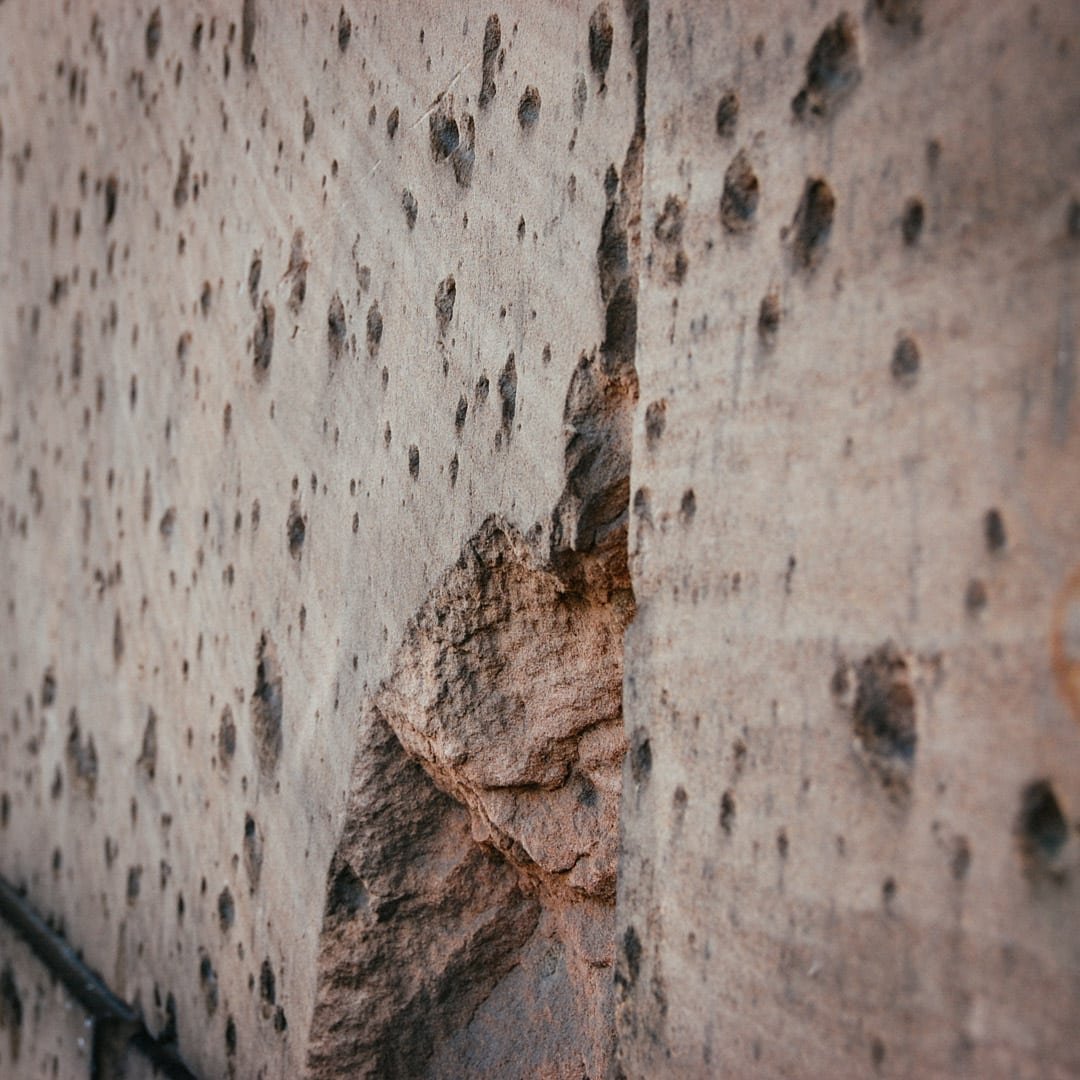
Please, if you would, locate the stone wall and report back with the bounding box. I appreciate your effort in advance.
[0,1,1077,1077]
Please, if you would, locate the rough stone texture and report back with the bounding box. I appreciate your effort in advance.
[1,0,1078,1078]
[0,1,640,1075]
[619,1,1080,1076]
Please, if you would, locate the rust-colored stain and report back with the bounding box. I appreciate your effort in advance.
[1051,565,1080,723]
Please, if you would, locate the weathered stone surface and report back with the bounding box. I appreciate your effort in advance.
[0,0,641,1075]
[1,0,1078,1077]
[619,1,1080,1076]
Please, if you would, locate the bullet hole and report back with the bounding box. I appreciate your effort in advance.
[401,189,418,230]
[589,4,614,89]
[217,886,235,932]
[542,343,552,365]
[720,150,760,231]
[287,502,306,558]
[720,790,736,835]
[572,73,588,121]
[126,865,142,904]
[455,395,468,432]
[199,952,219,1016]
[777,828,790,858]
[1016,779,1068,869]
[792,12,861,120]
[42,668,56,708]
[791,178,835,269]
[253,300,275,377]
[882,875,897,907]
[257,959,276,1006]
[1068,199,1080,239]
[54,735,84,800]
[104,175,118,226]
[137,709,158,781]
[614,923,642,997]
[984,508,1006,552]
[630,728,652,782]
[337,6,351,51]
[450,114,476,187]
[435,275,456,334]
[219,706,236,766]
[113,610,125,663]
[476,373,489,404]
[479,14,501,107]
[303,99,315,143]
[498,353,517,436]
[225,1016,237,1056]
[715,90,740,137]
[366,301,383,359]
[408,445,420,479]
[901,197,925,246]
[244,815,263,890]
[518,86,541,129]
[146,8,163,60]
[449,453,459,487]
[352,512,360,534]
[871,1037,886,1069]
[950,835,972,881]
[679,489,697,523]
[758,290,781,346]
[327,293,346,364]
[847,644,917,789]
[274,1007,288,1033]
[645,399,667,447]
[964,579,988,615]
[386,107,400,139]
[241,0,256,67]
[200,280,213,316]
[286,231,308,314]
[874,0,923,34]
[654,194,688,284]
[1,964,23,1063]
[156,505,176,542]
[173,144,192,209]
[891,334,920,385]
[252,632,283,776]
[429,105,460,161]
